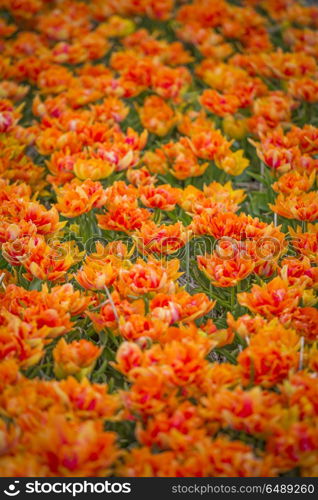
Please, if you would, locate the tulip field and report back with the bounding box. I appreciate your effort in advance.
[1,0,318,478]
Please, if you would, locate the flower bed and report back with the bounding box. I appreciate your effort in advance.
[0,0,318,477]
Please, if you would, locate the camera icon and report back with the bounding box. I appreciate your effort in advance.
[4,481,20,496]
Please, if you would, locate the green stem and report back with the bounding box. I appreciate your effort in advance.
[215,348,238,365]
[230,286,235,310]
[206,289,231,309]
[185,242,190,292]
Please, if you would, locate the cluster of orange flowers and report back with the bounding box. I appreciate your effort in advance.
[1,0,318,478]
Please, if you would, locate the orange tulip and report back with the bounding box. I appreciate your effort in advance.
[215,149,249,176]
[126,166,156,186]
[55,179,107,217]
[139,184,180,211]
[200,89,240,117]
[118,313,167,341]
[0,310,45,368]
[74,158,115,180]
[133,221,190,255]
[279,256,318,289]
[117,257,181,297]
[238,321,299,388]
[270,192,318,222]
[150,291,214,323]
[24,238,78,282]
[281,306,318,343]
[272,171,316,195]
[198,252,254,287]
[29,415,119,476]
[138,95,177,136]
[162,138,209,180]
[75,258,119,290]
[289,224,318,263]
[238,277,303,318]
[87,290,144,333]
[53,338,102,380]
[97,204,152,234]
